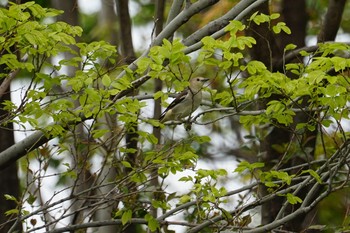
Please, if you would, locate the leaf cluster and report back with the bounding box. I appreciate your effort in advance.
[3,2,350,233]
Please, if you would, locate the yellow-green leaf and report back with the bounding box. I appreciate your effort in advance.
[121,210,132,225]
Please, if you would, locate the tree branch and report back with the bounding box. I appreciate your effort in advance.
[183,0,258,46]
[152,0,219,47]
[0,69,18,100]
[0,130,48,170]
[184,0,269,54]
[116,0,136,63]
[317,0,347,42]
[165,0,184,26]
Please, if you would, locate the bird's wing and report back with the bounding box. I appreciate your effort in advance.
[159,89,188,120]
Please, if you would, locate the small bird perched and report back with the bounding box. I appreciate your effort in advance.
[159,77,209,123]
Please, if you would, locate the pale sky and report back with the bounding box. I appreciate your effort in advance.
[78,0,101,14]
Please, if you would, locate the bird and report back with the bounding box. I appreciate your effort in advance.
[159,77,209,123]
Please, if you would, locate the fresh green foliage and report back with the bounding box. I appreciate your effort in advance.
[285,193,303,205]
[2,2,350,232]
[234,161,265,173]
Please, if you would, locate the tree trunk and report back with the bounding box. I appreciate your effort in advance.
[247,1,285,226]
[248,1,313,231]
[0,85,21,232]
[116,1,138,232]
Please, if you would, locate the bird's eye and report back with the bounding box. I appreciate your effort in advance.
[197,78,200,81]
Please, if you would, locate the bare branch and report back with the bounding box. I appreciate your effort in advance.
[165,0,184,26]
[0,70,18,100]
[184,0,269,54]
[0,130,48,170]
[183,0,258,46]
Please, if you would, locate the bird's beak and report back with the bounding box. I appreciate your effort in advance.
[201,78,209,82]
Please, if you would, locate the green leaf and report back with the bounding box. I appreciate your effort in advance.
[201,36,216,47]
[28,4,46,18]
[92,129,110,139]
[331,56,348,72]
[270,13,280,20]
[273,22,291,34]
[102,74,111,87]
[121,209,132,225]
[214,91,233,106]
[286,193,302,204]
[27,193,37,205]
[301,169,322,184]
[4,194,17,202]
[253,13,270,25]
[45,8,64,17]
[246,60,267,74]
[285,43,297,51]
[234,161,264,173]
[299,50,311,56]
[178,176,193,182]
[179,194,191,203]
[225,20,245,34]
[145,214,160,231]
[324,84,346,97]
[249,11,259,22]
[192,135,211,143]
[154,91,165,100]
[121,161,132,168]
[5,208,19,216]
[136,57,152,74]
[271,170,293,185]
[236,36,256,49]
[130,172,147,183]
[163,38,172,49]
[265,181,278,187]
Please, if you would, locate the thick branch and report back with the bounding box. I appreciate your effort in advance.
[116,0,136,63]
[184,0,269,54]
[183,0,257,46]
[0,69,18,100]
[0,130,48,170]
[165,0,184,26]
[151,0,219,47]
[317,0,347,42]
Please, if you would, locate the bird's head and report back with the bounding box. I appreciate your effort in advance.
[189,77,209,91]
